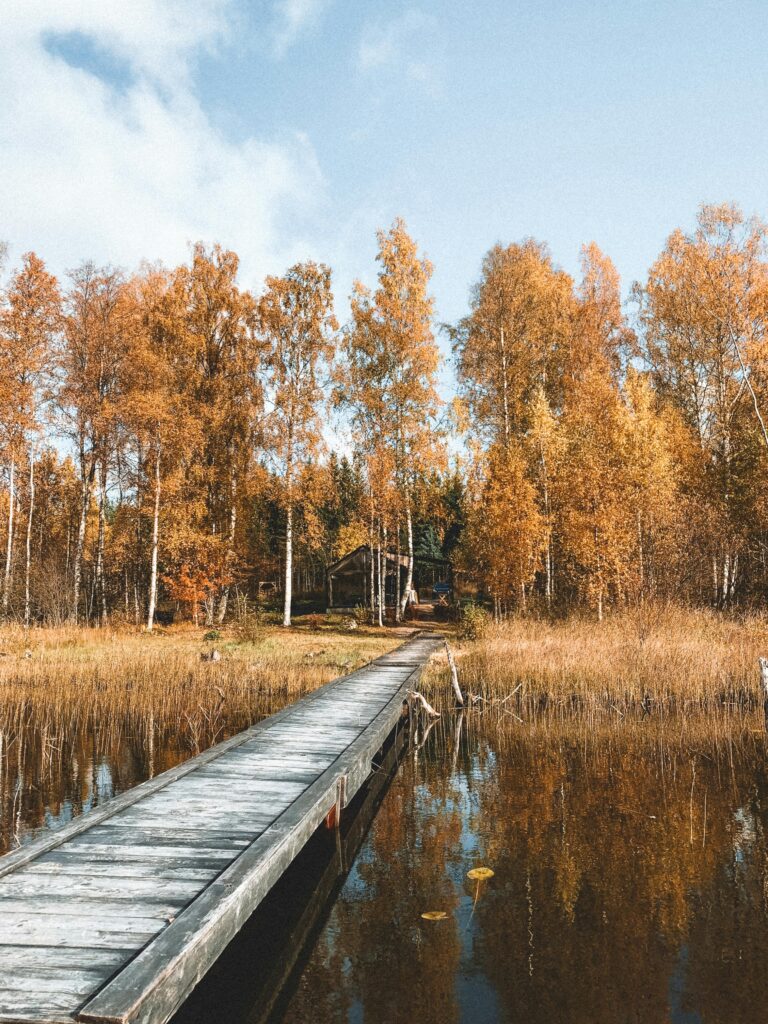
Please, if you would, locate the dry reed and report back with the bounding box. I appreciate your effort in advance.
[423,604,768,720]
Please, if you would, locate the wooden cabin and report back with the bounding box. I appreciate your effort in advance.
[326,544,451,614]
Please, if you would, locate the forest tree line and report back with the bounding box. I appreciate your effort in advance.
[2,203,768,626]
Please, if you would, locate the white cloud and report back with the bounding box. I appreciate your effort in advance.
[357,8,441,90]
[271,0,330,58]
[0,0,326,287]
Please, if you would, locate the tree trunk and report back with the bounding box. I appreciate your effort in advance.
[395,513,402,623]
[146,445,161,631]
[95,462,108,626]
[283,501,293,627]
[540,459,552,609]
[500,327,511,447]
[399,496,414,618]
[24,451,34,628]
[73,448,93,625]
[217,468,237,624]
[376,519,384,628]
[2,458,15,615]
[369,502,376,625]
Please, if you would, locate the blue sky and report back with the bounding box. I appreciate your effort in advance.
[2,0,768,352]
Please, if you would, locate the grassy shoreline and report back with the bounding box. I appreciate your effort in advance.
[0,618,402,743]
[1,607,767,852]
[0,618,403,851]
[423,605,768,719]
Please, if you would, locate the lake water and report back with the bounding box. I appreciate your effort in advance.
[170,712,768,1024]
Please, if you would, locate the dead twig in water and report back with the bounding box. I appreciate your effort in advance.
[406,690,440,718]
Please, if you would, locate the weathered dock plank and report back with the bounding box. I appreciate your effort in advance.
[0,632,441,1024]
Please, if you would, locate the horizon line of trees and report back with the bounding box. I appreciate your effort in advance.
[3,201,768,627]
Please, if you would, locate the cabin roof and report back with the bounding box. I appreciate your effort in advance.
[327,544,409,576]
[327,544,450,577]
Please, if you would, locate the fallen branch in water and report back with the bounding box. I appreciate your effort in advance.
[465,683,522,708]
[406,690,441,717]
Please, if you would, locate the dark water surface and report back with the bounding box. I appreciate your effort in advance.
[171,714,768,1024]
[5,703,768,1023]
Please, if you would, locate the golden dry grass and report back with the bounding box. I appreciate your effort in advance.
[422,604,768,719]
[0,618,401,747]
[0,618,404,850]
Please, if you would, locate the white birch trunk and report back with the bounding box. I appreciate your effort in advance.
[73,447,92,625]
[369,502,376,625]
[399,496,414,618]
[283,501,293,627]
[540,455,552,609]
[395,513,401,623]
[216,468,237,624]
[24,451,34,628]
[95,462,107,626]
[376,521,384,627]
[146,445,161,631]
[2,458,15,615]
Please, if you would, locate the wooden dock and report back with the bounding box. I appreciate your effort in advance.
[0,633,441,1024]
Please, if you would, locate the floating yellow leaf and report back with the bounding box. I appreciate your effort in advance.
[467,867,494,881]
[421,910,449,921]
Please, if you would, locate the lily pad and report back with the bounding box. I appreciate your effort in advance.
[467,867,495,881]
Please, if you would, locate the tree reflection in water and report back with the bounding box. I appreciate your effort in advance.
[276,716,768,1024]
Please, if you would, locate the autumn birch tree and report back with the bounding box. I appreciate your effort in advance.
[174,244,262,624]
[636,205,768,605]
[124,268,195,630]
[461,443,545,617]
[0,253,60,621]
[259,262,336,627]
[341,219,442,619]
[453,240,573,447]
[59,264,130,623]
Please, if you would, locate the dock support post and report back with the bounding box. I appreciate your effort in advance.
[325,775,346,829]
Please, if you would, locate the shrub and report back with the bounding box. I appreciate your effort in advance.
[458,603,490,642]
[353,604,369,626]
[233,611,262,643]
[203,629,221,642]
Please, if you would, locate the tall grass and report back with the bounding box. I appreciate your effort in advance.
[424,604,768,719]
